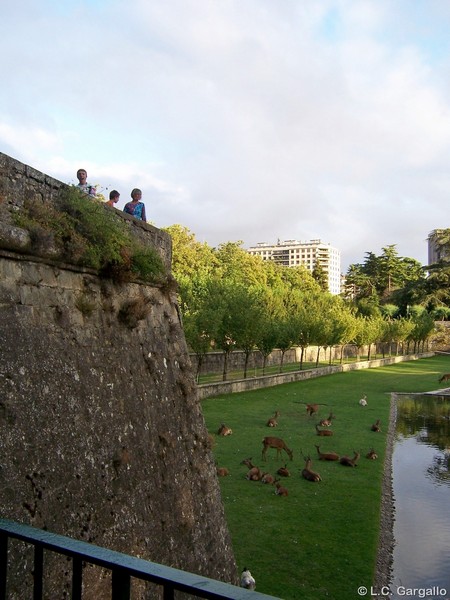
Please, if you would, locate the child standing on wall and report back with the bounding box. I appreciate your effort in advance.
[123,188,146,221]
[76,168,96,197]
[106,190,120,207]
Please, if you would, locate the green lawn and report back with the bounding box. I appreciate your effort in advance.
[201,355,450,600]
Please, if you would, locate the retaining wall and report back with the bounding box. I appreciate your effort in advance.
[198,353,435,400]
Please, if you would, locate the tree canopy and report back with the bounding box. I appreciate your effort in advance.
[162,227,444,379]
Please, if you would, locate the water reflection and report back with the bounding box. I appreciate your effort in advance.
[391,395,450,597]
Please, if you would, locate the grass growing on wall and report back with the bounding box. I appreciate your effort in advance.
[12,187,166,284]
[201,355,450,600]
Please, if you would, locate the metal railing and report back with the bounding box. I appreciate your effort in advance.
[0,519,278,600]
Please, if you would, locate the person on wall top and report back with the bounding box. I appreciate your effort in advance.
[123,188,146,221]
[76,168,96,197]
[106,190,120,207]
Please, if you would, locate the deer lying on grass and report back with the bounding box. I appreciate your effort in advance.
[315,424,333,437]
[366,448,378,460]
[261,472,276,484]
[315,444,339,461]
[340,451,360,467]
[241,457,262,481]
[277,464,290,477]
[216,467,229,477]
[217,423,233,436]
[319,412,335,427]
[439,373,450,383]
[371,419,381,432]
[266,411,280,427]
[274,480,289,496]
[301,455,321,482]
[261,437,293,461]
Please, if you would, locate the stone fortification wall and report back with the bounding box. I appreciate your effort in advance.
[0,154,237,598]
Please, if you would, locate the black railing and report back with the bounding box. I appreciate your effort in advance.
[0,519,278,600]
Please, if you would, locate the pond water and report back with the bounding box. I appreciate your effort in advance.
[391,394,450,599]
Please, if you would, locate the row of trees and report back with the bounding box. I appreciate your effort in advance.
[163,226,449,381]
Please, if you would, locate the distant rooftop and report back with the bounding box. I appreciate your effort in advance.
[252,239,329,247]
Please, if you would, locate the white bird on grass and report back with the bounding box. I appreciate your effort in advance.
[240,567,256,590]
[359,394,367,407]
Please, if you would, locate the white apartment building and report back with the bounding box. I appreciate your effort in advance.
[247,239,342,295]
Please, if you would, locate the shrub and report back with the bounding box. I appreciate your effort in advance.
[118,297,151,329]
[129,245,165,282]
[75,293,96,317]
[12,187,166,284]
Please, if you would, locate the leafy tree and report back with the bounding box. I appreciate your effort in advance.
[213,283,264,381]
[431,306,450,321]
[408,304,426,318]
[163,225,219,314]
[232,288,265,378]
[307,295,337,366]
[390,318,415,355]
[352,317,382,361]
[183,282,225,381]
[164,224,218,284]
[275,317,296,373]
[311,260,328,292]
[257,317,281,375]
[214,241,267,288]
[289,292,320,369]
[408,312,435,353]
[364,317,384,360]
[346,246,424,305]
[377,246,423,298]
[344,263,377,300]
[326,301,359,364]
[422,265,450,310]
[355,297,382,318]
[213,286,237,382]
[380,304,400,319]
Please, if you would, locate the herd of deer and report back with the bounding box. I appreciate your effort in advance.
[215,400,383,495]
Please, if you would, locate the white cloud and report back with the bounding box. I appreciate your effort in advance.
[1,0,450,269]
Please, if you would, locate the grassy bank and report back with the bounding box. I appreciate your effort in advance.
[201,355,450,600]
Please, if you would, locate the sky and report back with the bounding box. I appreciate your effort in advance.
[1,0,450,271]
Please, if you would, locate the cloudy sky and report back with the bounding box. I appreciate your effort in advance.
[1,1,450,270]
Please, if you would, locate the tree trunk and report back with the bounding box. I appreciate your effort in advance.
[315,347,320,368]
[243,352,250,379]
[222,351,229,381]
[195,354,204,383]
[299,346,305,370]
